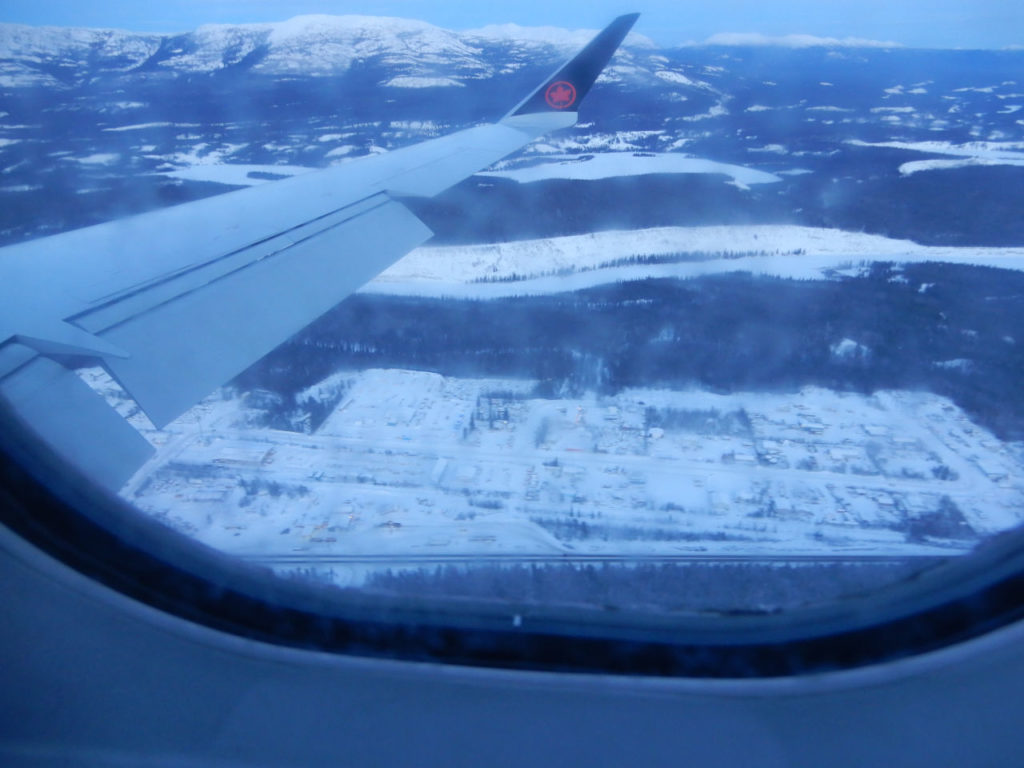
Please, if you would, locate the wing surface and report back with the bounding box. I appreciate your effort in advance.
[0,14,639,489]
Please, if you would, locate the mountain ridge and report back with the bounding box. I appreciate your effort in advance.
[0,15,660,88]
[2,15,967,90]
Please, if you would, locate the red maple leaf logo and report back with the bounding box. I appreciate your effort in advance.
[545,81,577,109]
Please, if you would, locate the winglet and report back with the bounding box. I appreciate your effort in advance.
[506,13,640,118]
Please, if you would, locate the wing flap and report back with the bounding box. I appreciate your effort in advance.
[0,352,154,490]
[72,193,390,334]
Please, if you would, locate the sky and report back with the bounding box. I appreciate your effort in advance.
[2,0,1022,49]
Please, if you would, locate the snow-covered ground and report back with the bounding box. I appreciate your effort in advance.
[366,225,1024,298]
[145,148,778,189]
[101,122,177,132]
[476,151,780,187]
[161,163,314,186]
[848,139,1024,175]
[100,364,1024,585]
[384,76,465,88]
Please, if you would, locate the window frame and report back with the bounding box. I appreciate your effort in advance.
[4,401,1024,678]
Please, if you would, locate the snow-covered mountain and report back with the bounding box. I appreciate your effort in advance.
[0,24,160,87]
[0,15,657,88]
[1,14,1022,250]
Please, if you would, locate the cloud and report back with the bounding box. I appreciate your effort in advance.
[700,32,903,48]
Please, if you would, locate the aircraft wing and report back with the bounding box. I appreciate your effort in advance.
[0,14,639,490]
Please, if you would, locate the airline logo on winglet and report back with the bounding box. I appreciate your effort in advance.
[545,81,578,109]
[507,13,639,118]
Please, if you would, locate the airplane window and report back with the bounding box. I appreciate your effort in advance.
[2,7,1024,675]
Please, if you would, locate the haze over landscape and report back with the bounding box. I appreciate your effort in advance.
[4,0,1020,48]
[2,12,1023,612]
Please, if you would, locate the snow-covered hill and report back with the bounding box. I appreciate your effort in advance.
[0,24,161,87]
[1,14,1022,248]
[367,225,1024,298]
[0,15,656,87]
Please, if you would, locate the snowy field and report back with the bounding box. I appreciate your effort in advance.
[847,139,1024,175]
[61,219,1024,589]
[149,149,780,189]
[161,163,314,186]
[476,151,781,188]
[98,365,1024,585]
[366,225,1024,299]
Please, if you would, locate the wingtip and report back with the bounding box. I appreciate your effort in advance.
[508,13,641,118]
[606,13,641,37]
